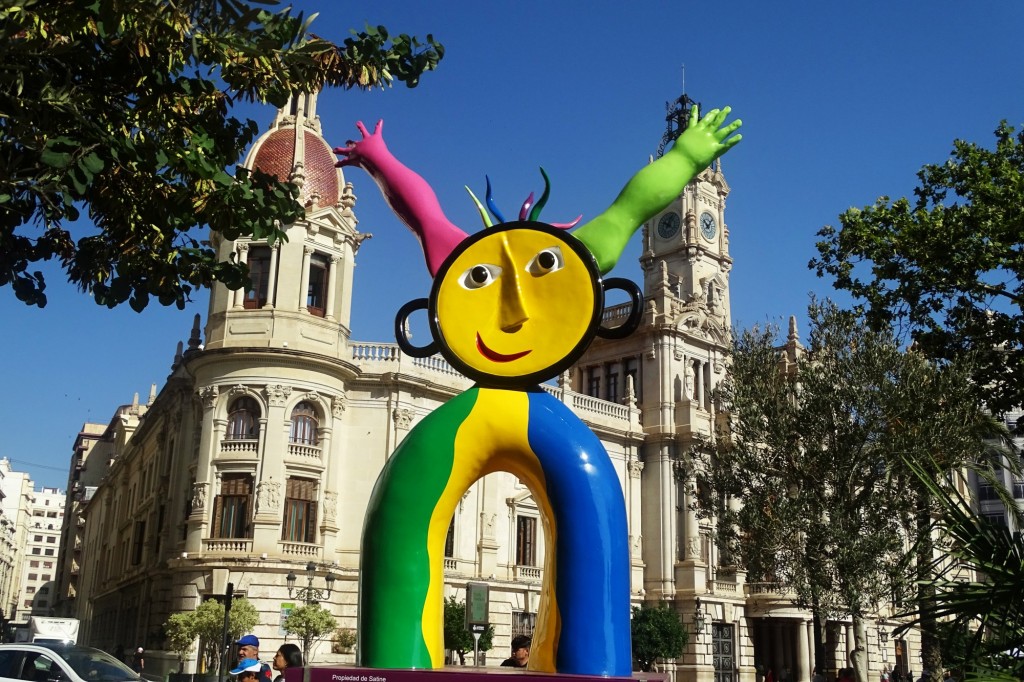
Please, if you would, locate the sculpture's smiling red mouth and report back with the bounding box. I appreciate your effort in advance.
[476,333,532,362]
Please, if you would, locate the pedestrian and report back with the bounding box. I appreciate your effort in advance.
[272,644,303,682]
[500,635,530,668]
[235,634,273,682]
[231,659,263,682]
[130,648,144,673]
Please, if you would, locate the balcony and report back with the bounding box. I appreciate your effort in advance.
[220,438,259,457]
[514,565,542,581]
[287,442,322,462]
[280,541,319,558]
[444,558,458,572]
[202,538,253,554]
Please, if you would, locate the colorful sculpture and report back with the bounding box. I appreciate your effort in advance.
[335,106,741,677]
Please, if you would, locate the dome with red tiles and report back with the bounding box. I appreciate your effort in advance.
[243,92,343,209]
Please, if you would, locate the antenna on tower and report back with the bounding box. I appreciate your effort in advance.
[657,68,701,157]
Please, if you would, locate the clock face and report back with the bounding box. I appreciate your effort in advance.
[700,211,717,241]
[657,212,681,239]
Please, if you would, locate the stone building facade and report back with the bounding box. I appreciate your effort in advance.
[56,93,914,681]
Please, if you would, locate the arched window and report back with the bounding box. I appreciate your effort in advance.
[227,397,260,440]
[290,402,319,445]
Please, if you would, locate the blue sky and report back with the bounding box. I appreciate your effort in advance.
[3,1,1023,489]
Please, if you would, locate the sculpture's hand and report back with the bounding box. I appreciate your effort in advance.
[670,105,742,167]
[334,120,386,169]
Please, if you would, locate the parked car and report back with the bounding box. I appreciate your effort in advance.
[0,643,141,682]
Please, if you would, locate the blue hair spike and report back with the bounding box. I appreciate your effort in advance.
[485,176,506,224]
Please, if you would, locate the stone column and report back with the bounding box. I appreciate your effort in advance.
[796,619,810,682]
[266,243,279,308]
[325,256,339,320]
[298,246,313,312]
[233,244,249,309]
[186,385,220,551]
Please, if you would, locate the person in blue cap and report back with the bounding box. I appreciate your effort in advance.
[235,635,272,682]
[230,659,263,682]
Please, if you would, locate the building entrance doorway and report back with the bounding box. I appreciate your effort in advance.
[712,622,736,682]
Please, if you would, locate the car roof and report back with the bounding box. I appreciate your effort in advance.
[0,644,103,654]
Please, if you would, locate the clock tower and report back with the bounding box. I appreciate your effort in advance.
[568,90,739,682]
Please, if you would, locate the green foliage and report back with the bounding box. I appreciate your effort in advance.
[442,596,494,665]
[899,457,1024,682]
[164,596,258,674]
[165,611,198,672]
[695,299,1001,620]
[811,121,1024,418]
[331,627,357,654]
[630,603,688,672]
[283,603,337,660]
[0,0,443,310]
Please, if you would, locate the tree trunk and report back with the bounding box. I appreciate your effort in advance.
[851,614,868,682]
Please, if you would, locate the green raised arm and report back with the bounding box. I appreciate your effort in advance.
[573,105,742,274]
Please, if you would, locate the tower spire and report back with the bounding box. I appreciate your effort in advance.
[657,80,702,158]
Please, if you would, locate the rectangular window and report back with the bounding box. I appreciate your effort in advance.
[511,611,536,638]
[606,372,619,403]
[307,253,329,317]
[282,477,317,543]
[445,518,455,558]
[26,586,35,594]
[28,573,37,581]
[516,516,537,567]
[33,535,42,542]
[245,247,272,309]
[213,474,253,539]
[31,548,40,555]
[982,512,1007,527]
[29,561,39,568]
[131,521,146,565]
[43,562,52,569]
[46,536,56,543]
[44,549,54,556]
[1014,480,1024,499]
[587,372,601,399]
[978,484,999,501]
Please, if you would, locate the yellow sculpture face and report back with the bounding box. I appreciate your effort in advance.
[433,223,601,384]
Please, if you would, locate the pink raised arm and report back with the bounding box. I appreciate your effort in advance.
[335,120,468,277]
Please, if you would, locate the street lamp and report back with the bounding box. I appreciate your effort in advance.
[286,561,337,604]
[693,597,707,635]
[878,625,889,663]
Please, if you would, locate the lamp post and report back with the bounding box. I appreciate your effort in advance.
[286,562,337,662]
[693,597,707,636]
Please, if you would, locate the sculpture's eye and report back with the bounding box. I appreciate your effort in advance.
[460,263,502,290]
[527,247,564,276]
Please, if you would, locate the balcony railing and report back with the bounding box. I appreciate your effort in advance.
[746,581,787,596]
[280,541,319,558]
[710,579,739,595]
[515,565,542,581]
[287,442,322,461]
[202,538,253,554]
[444,558,458,572]
[221,439,259,456]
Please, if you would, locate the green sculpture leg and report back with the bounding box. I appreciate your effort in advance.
[357,389,479,668]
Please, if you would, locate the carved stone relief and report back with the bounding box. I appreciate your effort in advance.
[256,478,281,513]
[191,482,209,512]
[265,384,292,407]
[323,491,338,523]
[197,385,219,410]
